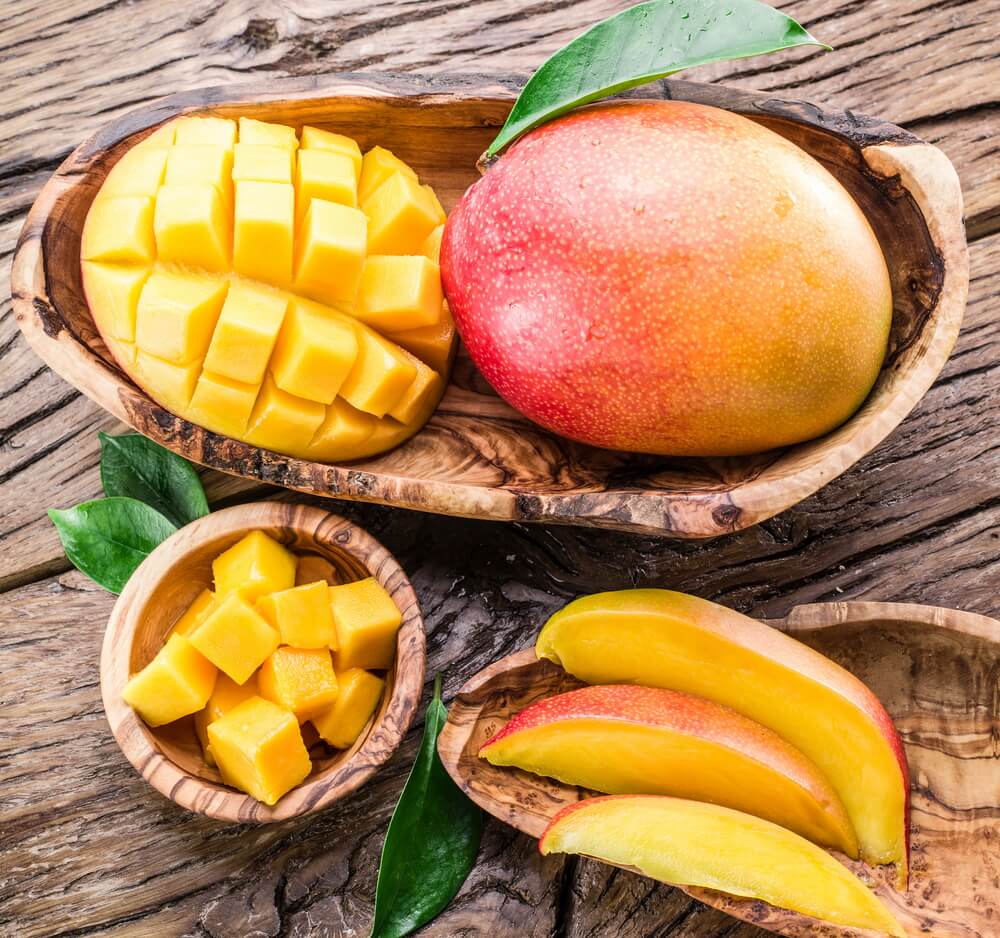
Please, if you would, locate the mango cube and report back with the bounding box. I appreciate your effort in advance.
[164,145,234,198]
[338,330,416,417]
[135,271,228,364]
[102,146,168,197]
[189,591,280,684]
[153,183,231,271]
[269,302,358,404]
[295,149,358,224]
[238,116,297,150]
[212,530,297,600]
[259,646,339,719]
[388,355,443,425]
[245,375,326,453]
[421,224,444,263]
[359,146,417,205]
[188,371,260,438]
[301,126,362,179]
[174,116,236,147]
[311,668,385,749]
[422,185,446,224]
[122,634,217,727]
[81,196,155,264]
[135,351,202,410]
[293,200,367,306]
[195,671,259,764]
[233,143,294,183]
[234,180,295,286]
[257,580,336,648]
[170,588,218,637]
[307,398,377,462]
[81,263,149,342]
[208,696,311,804]
[387,304,456,375]
[330,577,402,671]
[203,283,287,385]
[357,255,443,332]
[364,172,440,255]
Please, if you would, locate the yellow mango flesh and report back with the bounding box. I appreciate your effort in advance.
[122,634,217,727]
[212,530,297,600]
[189,591,280,684]
[82,117,453,461]
[330,577,402,671]
[256,580,336,648]
[207,696,311,805]
[540,797,903,937]
[311,668,385,749]
[170,588,218,637]
[195,671,259,764]
[259,646,339,720]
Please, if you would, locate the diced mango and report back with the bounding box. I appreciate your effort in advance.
[212,530,297,600]
[256,580,337,648]
[142,123,177,148]
[421,224,444,263]
[195,670,259,764]
[295,554,339,586]
[386,303,456,375]
[189,591,280,684]
[330,577,402,671]
[311,668,385,749]
[364,172,439,255]
[233,143,294,184]
[301,126,362,179]
[259,646,339,719]
[81,263,149,342]
[135,271,228,365]
[234,180,295,286]
[164,145,234,198]
[307,398,377,462]
[188,371,260,438]
[245,375,327,454]
[81,195,155,264]
[293,200,367,307]
[208,696,311,804]
[122,634,217,727]
[238,116,297,151]
[103,146,168,197]
[357,255,443,332]
[203,283,287,385]
[388,354,443,425]
[269,302,358,404]
[170,588,218,637]
[422,185,446,224]
[296,149,357,222]
[135,351,203,410]
[153,183,231,271]
[338,330,416,417]
[350,416,412,460]
[359,146,417,205]
[174,116,236,147]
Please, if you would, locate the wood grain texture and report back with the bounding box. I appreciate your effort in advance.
[10,76,968,538]
[439,603,1000,938]
[102,503,425,823]
[2,0,999,935]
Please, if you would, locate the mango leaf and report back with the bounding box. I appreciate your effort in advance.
[48,497,177,593]
[99,431,209,527]
[371,675,483,938]
[486,0,829,157]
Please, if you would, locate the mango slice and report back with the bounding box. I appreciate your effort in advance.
[539,796,903,937]
[82,117,453,461]
[311,668,385,749]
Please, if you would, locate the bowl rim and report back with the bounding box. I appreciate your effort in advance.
[10,73,970,538]
[100,500,427,822]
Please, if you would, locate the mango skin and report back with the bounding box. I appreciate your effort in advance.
[441,100,893,456]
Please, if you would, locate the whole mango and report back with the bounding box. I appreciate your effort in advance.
[441,100,892,456]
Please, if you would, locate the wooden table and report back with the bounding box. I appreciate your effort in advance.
[2,1,997,935]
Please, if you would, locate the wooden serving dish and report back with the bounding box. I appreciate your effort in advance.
[101,502,425,823]
[438,601,1000,938]
[11,75,968,538]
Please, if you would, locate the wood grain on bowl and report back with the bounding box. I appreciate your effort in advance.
[438,602,1000,938]
[101,502,426,823]
[11,75,968,538]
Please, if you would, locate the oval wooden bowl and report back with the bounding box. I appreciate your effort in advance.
[100,502,426,823]
[12,74,968,538]
[438,601,1000,938]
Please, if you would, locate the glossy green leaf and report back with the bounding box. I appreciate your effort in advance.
[48,497,177,593]
[486,0,829,157]
[371,675,483,938]
[99,432,209,527]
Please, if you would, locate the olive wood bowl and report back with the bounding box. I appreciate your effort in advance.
[438,601,1000,938]
[12,74,968,538]
[100,502,425,822]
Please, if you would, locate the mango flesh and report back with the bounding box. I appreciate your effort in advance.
[539,796,903,937]
[329,576,402,671]
[535,590,909,879]
[442,100,893,456]
[481,684,857,856]
[310,667,385,749]
[82,117,453,461]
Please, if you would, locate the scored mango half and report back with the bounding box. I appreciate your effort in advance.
[81,115,455,461]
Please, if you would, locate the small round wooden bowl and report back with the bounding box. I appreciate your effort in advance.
[100,502,426,823]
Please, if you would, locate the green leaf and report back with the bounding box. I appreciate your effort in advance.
[99,432,209,527]
[48,497,177,593]
[371,675,483,938]
[486,0,830,157]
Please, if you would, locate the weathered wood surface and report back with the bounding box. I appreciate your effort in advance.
[1,0,998,936]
